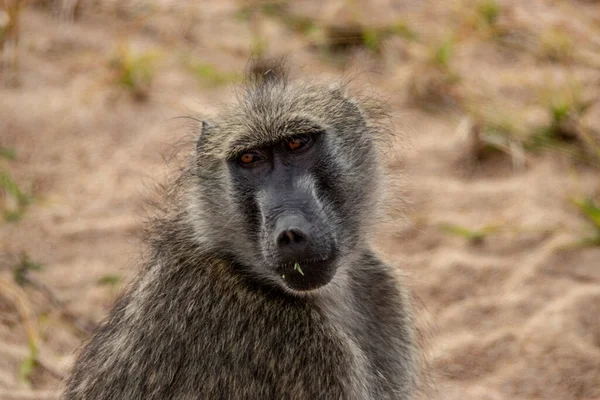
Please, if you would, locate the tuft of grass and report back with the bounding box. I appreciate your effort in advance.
[187,61,240,87]
[294,262,304,276]
[431,40,454,70]
[284,15,318,36]
[572,197,600,246]
[440,223,497,244]
[0,160,30,222]
[19,339,38,387]
[537,29,574,63]
[110,43,159,101]
[236,1,288,20]
[234,6,252,22]
[360,21,418,52]
[361,28,383,52]
[408,39,461,109]
[0,9,8,39]
[477,0,500,27]
[0,146,16,160]
[468,121,521,165]
[260,0,287,17]
[458,0,513,42]
[321,23,369,54]
[0,170,28,205]
[0,0,22,85]
[0,276,40,387]
[98,274,121,286]
[13,253,42,286]
[98,274,122,297]
[1,144,31,222]
[527,83,598,163]
[4,209,24,222]
[238,0,319,37]
[389,21,418,41]
[463,102,531,167]
[314,19,417,57]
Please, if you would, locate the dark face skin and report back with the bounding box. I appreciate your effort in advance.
[227,130,340,292]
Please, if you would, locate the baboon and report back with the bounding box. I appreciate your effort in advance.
[63,60,420,399]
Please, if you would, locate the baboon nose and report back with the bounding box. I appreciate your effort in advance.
[274,215,311,257]
[277,228,306,246]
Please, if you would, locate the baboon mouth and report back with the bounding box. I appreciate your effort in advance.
[276,258,337,292]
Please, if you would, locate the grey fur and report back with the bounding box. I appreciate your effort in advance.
[63,60,421,399]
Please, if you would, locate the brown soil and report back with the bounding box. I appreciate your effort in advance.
[1,1,600,399]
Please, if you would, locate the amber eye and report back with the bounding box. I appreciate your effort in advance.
[237,151,265,167]
[286,135,312,152]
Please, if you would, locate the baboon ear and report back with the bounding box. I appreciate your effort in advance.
[196,120,213,151]
[328,84,368,122]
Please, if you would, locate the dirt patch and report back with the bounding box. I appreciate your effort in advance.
[1,1,599,398]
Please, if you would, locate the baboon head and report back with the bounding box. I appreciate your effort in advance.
[189,62,388,293]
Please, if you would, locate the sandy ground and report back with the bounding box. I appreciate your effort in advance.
[1,1,600,399]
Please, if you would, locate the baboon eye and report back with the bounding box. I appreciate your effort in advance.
[286,135,313,152]
[237,151,265,167]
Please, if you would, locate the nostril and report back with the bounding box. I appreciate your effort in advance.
[277,228,306,247]
[278,231,292,246]
[273,215,311,251]
[289,229,306,244]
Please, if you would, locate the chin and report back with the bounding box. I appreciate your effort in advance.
[275,259,338,292]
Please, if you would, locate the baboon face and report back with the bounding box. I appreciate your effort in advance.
[195,83,380,293]
[228,128,339,292]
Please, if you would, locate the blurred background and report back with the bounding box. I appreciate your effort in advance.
[1,0,599,399]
